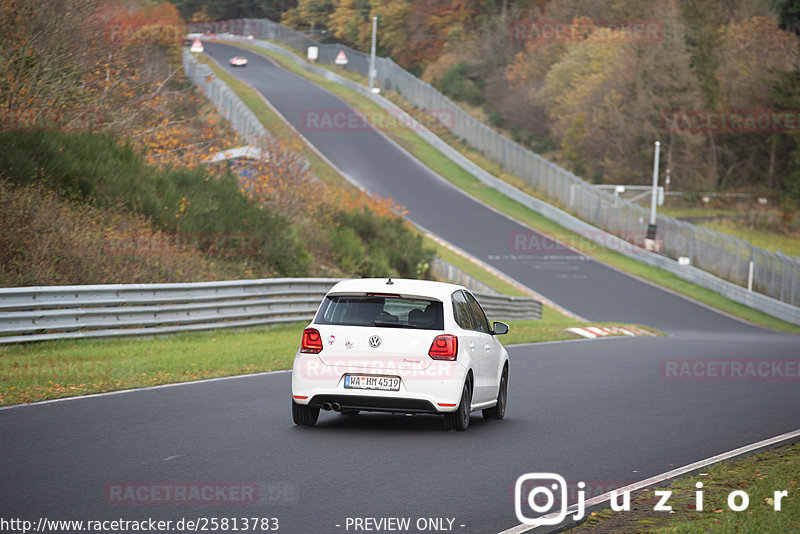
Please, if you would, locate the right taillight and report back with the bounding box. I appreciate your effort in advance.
[301,328,323,354]
[429,334,458,360]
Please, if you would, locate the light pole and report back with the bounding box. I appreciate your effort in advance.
[645,141,660,251]
[368,16,377,91]
[650,141,660,225]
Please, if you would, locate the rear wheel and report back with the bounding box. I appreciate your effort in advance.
[444,380,472,431]
[292,401,319,426]
[483,366,508,420]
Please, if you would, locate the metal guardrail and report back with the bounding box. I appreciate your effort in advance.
[0,279,541,344]
[190,19,800,312]
[0,279,337,344]
[473,292,542,322]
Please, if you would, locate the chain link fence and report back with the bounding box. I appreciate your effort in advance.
[189,19,800,309]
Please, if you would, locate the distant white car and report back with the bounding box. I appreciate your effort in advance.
[229,56,248,67]
[291,278,510,430]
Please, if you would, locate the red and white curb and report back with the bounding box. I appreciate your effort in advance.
[566,326,648,338]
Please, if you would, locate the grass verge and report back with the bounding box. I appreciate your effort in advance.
[0,323,304,406]
[565,440,800,533]
[225,41,800,335]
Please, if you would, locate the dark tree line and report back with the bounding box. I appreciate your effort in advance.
[170,0,295,21]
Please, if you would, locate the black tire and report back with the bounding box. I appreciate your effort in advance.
[444,380,472,431]
[292,401,319,426]
[483,366,508,420]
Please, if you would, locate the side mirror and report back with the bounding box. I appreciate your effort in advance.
[492,321,509,336]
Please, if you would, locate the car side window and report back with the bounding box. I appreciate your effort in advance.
[451,291,476,330]
[465,292,490,334]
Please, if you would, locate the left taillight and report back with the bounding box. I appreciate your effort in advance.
[429,334,458,361]
[301,327,323,354]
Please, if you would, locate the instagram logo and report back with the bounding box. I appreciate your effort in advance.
[514,473,584,526]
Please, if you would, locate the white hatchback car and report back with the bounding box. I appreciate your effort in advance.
[291,278,510,430]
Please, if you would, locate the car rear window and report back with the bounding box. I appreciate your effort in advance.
[315,295,444,330]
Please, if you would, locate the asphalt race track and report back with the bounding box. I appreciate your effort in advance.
[1,42,799,534]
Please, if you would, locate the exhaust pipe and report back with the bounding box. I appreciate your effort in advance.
[331,402,342,412]
[322,402,333,411]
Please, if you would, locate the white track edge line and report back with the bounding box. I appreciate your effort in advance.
[507,334,649,349]
[0,369,292,411]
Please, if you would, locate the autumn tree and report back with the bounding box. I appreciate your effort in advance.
[282,0,334,30]
[326,0,369,45]
[700,16,799,193]
[530,4,705,186]
[369,0,410,55]
[171,0,290,21]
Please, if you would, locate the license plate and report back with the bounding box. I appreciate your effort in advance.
[344,374,400,391]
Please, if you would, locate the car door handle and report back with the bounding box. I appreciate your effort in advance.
[485,344,490,352]
[469,342,475,350]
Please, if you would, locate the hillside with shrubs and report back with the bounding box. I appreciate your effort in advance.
[0,0,432,287]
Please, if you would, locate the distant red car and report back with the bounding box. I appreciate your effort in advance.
[229,56,248,67]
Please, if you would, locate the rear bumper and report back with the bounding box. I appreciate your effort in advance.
[291,353,467,413]
[307,394,439,414]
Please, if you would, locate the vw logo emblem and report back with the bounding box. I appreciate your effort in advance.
[368,335,382,348]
